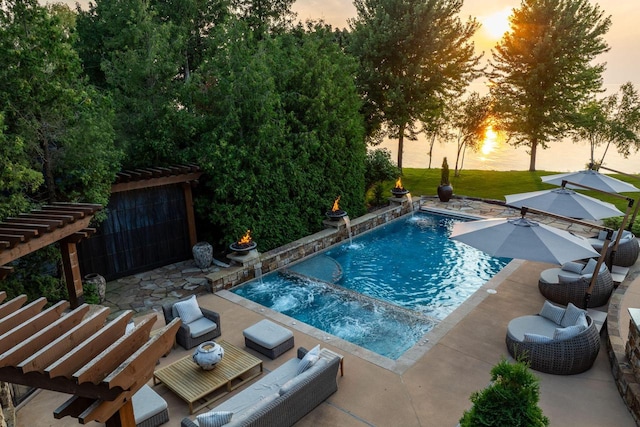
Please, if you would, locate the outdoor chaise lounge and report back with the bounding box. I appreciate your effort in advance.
[538,259,614,307]
[162,295,221,349]
[587,229,640,267]
[506,301,600,375]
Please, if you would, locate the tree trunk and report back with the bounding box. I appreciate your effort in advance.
[529,138,538,171]
[397,123,405,171]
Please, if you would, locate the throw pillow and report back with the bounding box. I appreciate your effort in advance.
[553,325,584,341]
[561,261,584,274]
[598,230,608,240]
[523,333,553,343]
[296,344,320,375]
[561,302,586,327]
[173,295,204,324]
[558,273,578,284]
[576,312,589,329]
[196,411,233,427]
[539,300,565,325]
[581,258,598,275]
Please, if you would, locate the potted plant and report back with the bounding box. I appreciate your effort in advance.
[459,358,549,427]
[437,157,453,202]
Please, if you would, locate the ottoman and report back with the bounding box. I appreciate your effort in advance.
[243,319,294,359]
[132,384,169,427]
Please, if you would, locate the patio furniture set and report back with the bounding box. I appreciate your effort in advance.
[139,295,341,427]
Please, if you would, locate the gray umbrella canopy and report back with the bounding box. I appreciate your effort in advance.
[541,169,640,193]
[505,188,624,220]
[450,217,600,265]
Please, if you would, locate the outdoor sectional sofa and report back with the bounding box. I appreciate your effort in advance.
[506,301,600,375]
[181,346,340,427]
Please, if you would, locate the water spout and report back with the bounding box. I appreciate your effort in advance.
[343,216,353,246]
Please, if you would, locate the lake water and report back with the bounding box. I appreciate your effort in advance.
[380,135,639,174]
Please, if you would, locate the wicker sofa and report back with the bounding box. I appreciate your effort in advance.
[181,347,340,427]
[587,229,640,267]
[506,302,600,375]
[538,260,614,307]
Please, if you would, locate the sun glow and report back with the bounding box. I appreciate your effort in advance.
[481,125,498,155]
[481,8,512,40]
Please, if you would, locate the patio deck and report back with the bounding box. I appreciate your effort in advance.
[15,199,639,427]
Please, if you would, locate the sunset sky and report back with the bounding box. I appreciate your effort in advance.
[292,0,640,93]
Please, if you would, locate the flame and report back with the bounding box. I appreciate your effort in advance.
[331,196,341,212]
[238,229,252,245]
[394,177,403,189]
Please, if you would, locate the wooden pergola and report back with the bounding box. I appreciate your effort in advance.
[0,202,104,307]
[0,291,179,425]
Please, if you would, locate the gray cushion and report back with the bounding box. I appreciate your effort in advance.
[243,319,293,349]
[227,393,279,425]
[523,333,553,343]
[196,411,233,427]
[539,301,565,325]
[598,230,608,240]
[561,302,587,327]
[173,295,204,324]
[562,261,584,274]
[132,385,167,424]
[280,358,329,396]
[507,315,558,342]
[576,312,588,329]
[582,258,598,275]
[558,273,579,284]
[189,316,218,338]
[554,324,584,340]
[296,344,320,375]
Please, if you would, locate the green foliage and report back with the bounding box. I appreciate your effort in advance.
[460,358,549,427]
[2,246,68,304]
[440,157,450,186]
[604,216,640,237]
[349,0,482,170]
[490,0,611,171]
[186,19,366,250]
[370,182,387,208]
[365,148,400,191]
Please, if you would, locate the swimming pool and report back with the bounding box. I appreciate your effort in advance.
[232,212,510,359]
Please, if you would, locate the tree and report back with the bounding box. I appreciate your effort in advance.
[490,0,611,171]
[349,0,481,171]
[230,0,296,37]
[448,92,492,176]
[572,82,640,167]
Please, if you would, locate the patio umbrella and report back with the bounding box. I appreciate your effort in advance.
[450,217,601,265]
[505,188,624,220]
[541,169,640,193]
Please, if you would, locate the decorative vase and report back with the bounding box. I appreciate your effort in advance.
[192,341,224,370]
[192,241,213,269]
[437,184,454,202]
[83,273,106,303]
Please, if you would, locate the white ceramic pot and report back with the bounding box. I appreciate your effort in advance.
[192,341,224,370]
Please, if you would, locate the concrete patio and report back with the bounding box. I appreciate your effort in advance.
[15,199,640,426]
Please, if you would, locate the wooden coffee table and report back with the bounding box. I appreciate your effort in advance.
[153,340,262,414]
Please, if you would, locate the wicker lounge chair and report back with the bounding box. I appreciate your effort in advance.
[538,263,614,307]
[506,305,600,375]
[587,230,640,267]
[162,295,221,349]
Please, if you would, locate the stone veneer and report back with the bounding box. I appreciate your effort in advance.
[206,197,416,291]
[609,270,640,424]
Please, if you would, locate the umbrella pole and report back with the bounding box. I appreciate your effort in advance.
[609,198,634,265]
[585,231,613,309]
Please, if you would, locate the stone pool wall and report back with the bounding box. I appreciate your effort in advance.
[206,197,417,291]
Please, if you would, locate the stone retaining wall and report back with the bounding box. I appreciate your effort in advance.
[206,198,416,291]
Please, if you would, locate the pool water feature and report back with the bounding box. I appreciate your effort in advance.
[232,212,510,360]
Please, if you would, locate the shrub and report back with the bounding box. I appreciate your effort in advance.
[459,358,549,427]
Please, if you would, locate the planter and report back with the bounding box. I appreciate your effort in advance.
[437,184,454,202]
[192,341,224,370]
[83,273,106,303]
[192,241,213,269]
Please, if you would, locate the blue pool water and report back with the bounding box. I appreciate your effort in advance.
[233,213,510,360]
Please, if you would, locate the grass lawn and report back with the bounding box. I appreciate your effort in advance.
[380,168,640,234]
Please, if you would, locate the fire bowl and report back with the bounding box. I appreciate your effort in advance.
[391,188,409,197]
[325,210,347,221]
[229,241,257,255]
